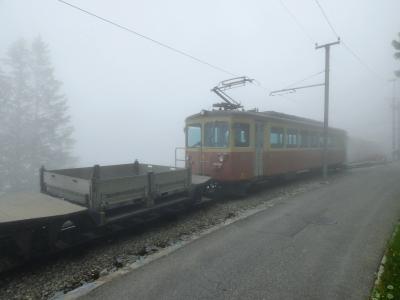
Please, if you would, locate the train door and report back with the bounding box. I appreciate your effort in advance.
[254,121,264,177]
[185,123,203,175]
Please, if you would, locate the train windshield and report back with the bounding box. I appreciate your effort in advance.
[187,124,202,148]
[234,123,250,147]
[205,122,230,148]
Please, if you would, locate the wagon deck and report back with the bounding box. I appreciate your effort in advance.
[0,192,87,227]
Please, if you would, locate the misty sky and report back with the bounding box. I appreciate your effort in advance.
[1,0,399,166]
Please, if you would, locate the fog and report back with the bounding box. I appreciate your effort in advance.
[1,0,399,167]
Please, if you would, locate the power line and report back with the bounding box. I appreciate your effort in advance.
[313,0,339,38]
[342,41,385,81]
[277,0,315,44]
[56,0,238,77]
[252,79,272,93]
[284,70,324,88]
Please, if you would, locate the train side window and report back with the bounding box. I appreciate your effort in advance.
[287,129,298,148]
[205,122,230,148]
[328,135,335,148]
[234,123,250,147]
[300,130,308,148]
[310,132,319,148]
[319,134,324,148]
[270,127,284,148]
[186,124,202,148]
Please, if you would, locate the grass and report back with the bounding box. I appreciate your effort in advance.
[371,222,400,300]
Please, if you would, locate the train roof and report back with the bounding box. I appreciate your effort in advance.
[186,110,346,133]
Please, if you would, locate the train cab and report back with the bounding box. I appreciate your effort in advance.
[185,110,257,183]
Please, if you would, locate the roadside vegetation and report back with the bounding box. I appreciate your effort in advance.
[371,222,400,300]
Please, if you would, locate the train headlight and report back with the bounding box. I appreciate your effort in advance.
[217,153,228,163]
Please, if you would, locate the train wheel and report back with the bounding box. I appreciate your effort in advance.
[204,181,224,199]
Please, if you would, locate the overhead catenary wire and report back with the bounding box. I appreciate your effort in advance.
[56,0,238,77]
[277,0,316,44]
[57,0,387,107]
[284,70,324,89]
[341,41,386,81]
[313,0,340,38]
[252,79,272,93]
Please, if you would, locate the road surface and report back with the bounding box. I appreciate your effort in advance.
[81,163,400,300]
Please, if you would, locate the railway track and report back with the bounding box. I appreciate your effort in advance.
[0,200,204,275]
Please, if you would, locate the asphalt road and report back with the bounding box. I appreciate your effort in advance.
[81,163,400,300]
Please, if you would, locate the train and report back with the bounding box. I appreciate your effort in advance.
[0,107,348,270]
[185,110,347,193]
[346,136,387,164]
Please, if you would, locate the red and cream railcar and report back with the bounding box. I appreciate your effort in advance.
[185,110,346,184]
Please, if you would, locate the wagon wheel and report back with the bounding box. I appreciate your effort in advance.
[186,186,203,207]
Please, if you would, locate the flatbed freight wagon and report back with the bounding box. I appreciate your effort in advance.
[0,161,209,267]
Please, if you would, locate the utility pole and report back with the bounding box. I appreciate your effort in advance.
[395,80,400,161]
[390,78,399,160]
[270,38,340,180]
[316,39,340,180]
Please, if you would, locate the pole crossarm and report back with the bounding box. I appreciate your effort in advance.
[269,83,325,96]
[315,38,340,49]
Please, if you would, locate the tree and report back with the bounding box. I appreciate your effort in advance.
[29,37,75,172]
[393,32,400,77]
[1,39,33,191]
[0,67,12,192]
[0,37,74,192]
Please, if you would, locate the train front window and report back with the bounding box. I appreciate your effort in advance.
[205,122,230,147]
[187,124,202,148]
[234,123,250,147]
